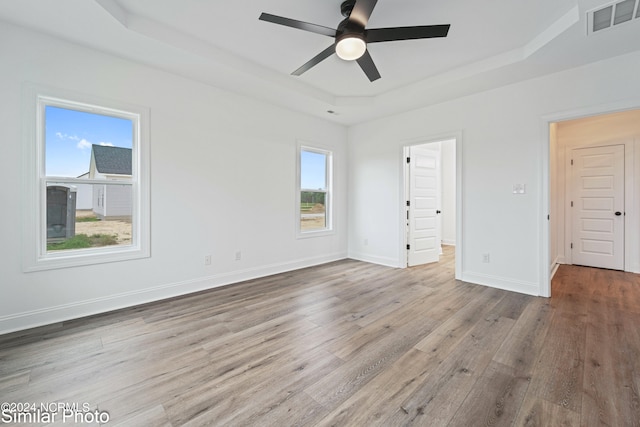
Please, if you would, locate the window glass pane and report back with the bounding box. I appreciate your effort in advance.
[300,150,327,190]
[46,182,133,252]
[300,191,326,231]
[299,147,331,234]
[44,104,135,254]
[45,105,133,178]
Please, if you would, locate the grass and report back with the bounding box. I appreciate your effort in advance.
[47,233,118,251]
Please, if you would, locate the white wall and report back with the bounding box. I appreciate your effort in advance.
[103,185,131,218]
[0,23,348,334]
[75,185,93,210]
[441,139,456,246]
[347,50,640,296]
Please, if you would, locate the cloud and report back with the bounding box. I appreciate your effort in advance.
[77,139,92,150]
[56,132,80,142]
[99,142,114,147]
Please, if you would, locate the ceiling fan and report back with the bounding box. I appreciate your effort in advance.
[259,0,450,82]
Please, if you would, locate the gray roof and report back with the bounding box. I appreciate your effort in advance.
[92,144,132,175]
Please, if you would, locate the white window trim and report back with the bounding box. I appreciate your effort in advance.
[22,84,150,272]
[296,143,334,238]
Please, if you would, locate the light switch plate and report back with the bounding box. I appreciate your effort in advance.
[512,184,526,194]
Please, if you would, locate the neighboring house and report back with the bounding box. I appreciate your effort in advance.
[74,172,93,210]
[89,144,132,220]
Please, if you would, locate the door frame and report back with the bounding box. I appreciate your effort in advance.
[400,131,462,280]
[541,98,640,297]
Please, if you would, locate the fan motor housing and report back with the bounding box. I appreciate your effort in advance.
[337,17,364,37]
[341,0,356,17]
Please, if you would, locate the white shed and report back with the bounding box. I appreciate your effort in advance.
[89,145,132,220]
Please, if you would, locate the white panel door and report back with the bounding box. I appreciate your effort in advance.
[571,145,624,270]
[408,145,441,267]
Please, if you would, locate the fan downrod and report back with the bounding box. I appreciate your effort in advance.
[340,0,356,18]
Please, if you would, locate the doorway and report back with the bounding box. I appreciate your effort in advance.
[403,138,457,268]
[547,108,640,294]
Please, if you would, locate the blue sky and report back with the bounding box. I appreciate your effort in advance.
[301,150,327,190]
[45,106,133,177]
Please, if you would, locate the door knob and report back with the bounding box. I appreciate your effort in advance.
[615,211,622,216]
[436,210,441,214]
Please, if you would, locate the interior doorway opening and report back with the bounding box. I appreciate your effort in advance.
[403,137,457,268]
[548,108,640,292]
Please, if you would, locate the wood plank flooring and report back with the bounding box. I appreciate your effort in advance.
[1,247,639,426]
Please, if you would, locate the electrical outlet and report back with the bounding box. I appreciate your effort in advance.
[235,251,241,261]
[482,253,490,263]
[204,255,212,266]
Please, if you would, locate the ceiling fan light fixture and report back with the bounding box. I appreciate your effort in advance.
[335,34,366,61]
[259,0,451,82]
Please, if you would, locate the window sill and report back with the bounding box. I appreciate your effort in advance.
[24,245,150,272]
[297,228,335,239]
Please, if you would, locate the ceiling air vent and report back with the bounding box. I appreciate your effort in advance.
[588,0,640,34]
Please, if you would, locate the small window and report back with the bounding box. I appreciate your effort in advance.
[298,146,332,236]
[23,86,150,271]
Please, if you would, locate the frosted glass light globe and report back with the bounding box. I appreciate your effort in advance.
[336,36,366,60]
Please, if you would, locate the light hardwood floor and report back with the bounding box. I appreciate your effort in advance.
[1,247,639,426]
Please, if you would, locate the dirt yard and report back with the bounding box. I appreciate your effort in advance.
[75,211,132,245]
[300,203,326,231]
[300,216,326,231]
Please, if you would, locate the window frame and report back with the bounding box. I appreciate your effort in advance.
[296,144,333,238]
[22,84,150,271]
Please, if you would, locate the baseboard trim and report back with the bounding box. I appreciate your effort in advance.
[461,271,540,296]
[0,252,347,335]
[347,251,401,268]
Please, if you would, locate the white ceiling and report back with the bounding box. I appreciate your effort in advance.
[1,0,639,124]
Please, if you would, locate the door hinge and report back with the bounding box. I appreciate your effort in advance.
[571,159,574,166]
[406,157,410,163]
[571,243,573,249]
[406,244,410,250]
[406,200,410,207]
[571,201,573,207]
[547,214,550,220]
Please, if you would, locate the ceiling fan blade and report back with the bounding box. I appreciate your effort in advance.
[356,50,381,82]
[366,24,450,43]
[292,45,336,76]
[350,0,379,28]
[259,13,336,37]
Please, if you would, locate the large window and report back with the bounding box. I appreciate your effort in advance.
[298,146,332,236]
[23,87,149,271]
